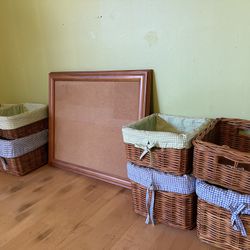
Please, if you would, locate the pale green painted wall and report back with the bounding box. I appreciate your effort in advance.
[0,0,250,119]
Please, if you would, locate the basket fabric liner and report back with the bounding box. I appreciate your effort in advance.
[0,129,48,158]
[0,103,47,130]
[196,179,250,237]
[122,114,211,151]
[0,104,26,116]
[127,162,195,224]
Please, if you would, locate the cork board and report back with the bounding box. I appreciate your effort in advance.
[49,70,152,188]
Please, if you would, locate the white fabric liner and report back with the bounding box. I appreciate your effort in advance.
[0,103,47,130]
[122,113,212,149]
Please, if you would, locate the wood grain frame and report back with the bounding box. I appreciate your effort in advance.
[49,70,152,189]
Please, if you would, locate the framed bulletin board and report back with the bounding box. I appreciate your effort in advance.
[49,70,152,188]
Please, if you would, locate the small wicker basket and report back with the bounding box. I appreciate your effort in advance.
[193,118,250,194]
[127,162,196,230]
[0,130,48,176]
[196,180,250,250]
[0,103,48,139]
[0,145,48,176]
[131,182,197,230]
[123,114,211,175]
[198,199,250,250]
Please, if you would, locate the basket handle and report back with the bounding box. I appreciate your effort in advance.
[238,128,250,138]
[217,155,250,171]
[0,157,8,171]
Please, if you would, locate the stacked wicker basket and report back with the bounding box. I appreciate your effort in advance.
[0,103,48,176]
[193,118,250,250]
[122,113,211,230]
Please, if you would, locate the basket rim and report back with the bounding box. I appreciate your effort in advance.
[193,118,250,161]
[122,113,212,149]
[0,103,47,130]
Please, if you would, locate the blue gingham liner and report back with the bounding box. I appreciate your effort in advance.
[127,162,195,194]
[196,179,250,237]
[127,162,195,224]
[0,129,48,158]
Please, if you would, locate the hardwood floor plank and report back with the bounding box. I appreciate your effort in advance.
[0,165,217,250]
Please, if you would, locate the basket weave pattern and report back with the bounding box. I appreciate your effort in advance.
[197,199,250,250]
[131,181,196,230]
[193,118,250,194]
[0,118,48,139]
[125,144,192,175]
[0,145,48,176]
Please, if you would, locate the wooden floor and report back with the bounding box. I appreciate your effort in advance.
[0,165,218,250]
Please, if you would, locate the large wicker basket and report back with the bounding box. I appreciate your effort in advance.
[127,162,196,230]
[123,114,211,175]
[0,103,48,139]
[193,118,250,194]
[196,180,250,250]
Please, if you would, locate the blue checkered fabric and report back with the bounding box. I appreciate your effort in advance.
[127,162,196,225]
[0,129,48,158]
[127,162,195,194]
[196,179,250,237]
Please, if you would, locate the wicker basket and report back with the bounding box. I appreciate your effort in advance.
[0,103,48,139]
[125,144,193,175]
[193,118,250,194]
[128,162,196,230]
[0,144,48,176]
[131,182,196,230]
[196,180,250,250]
[0,130,48,176]
[198,199,250,250]
[122,114,211,175]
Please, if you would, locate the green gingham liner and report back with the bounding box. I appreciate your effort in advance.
[0,103,47,130]
[127,162,196,225]
[122,114,212,150]
[0,129,48,158]
[196,179,250,237]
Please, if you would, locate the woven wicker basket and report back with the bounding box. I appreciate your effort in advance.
[127,162,196,230]
[193,118,250,194]
[197,199,250,250]
[0,144,48,176]
[131,182,196,230]
[196,179,250,250]
[122,114,211,175]
[125,144,193,175]
[0,103,48,139]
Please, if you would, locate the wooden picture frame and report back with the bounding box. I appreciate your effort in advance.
[49,70,152,188]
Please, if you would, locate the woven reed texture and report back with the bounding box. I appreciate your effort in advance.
[0,145,48,176]
[193,118,250,194]
[197,199,250,250]
[131,181,196,230]
[0,118,48,139]
[125,144,193,175]
[0,103,47,130]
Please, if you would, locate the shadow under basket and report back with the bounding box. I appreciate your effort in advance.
[197,199,250,250]
[193,118,250,194]
[0,144,48,176]
[0,119,48,139]
[131,181,197,230]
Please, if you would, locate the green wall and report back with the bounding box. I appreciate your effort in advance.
[0,0,250,119]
